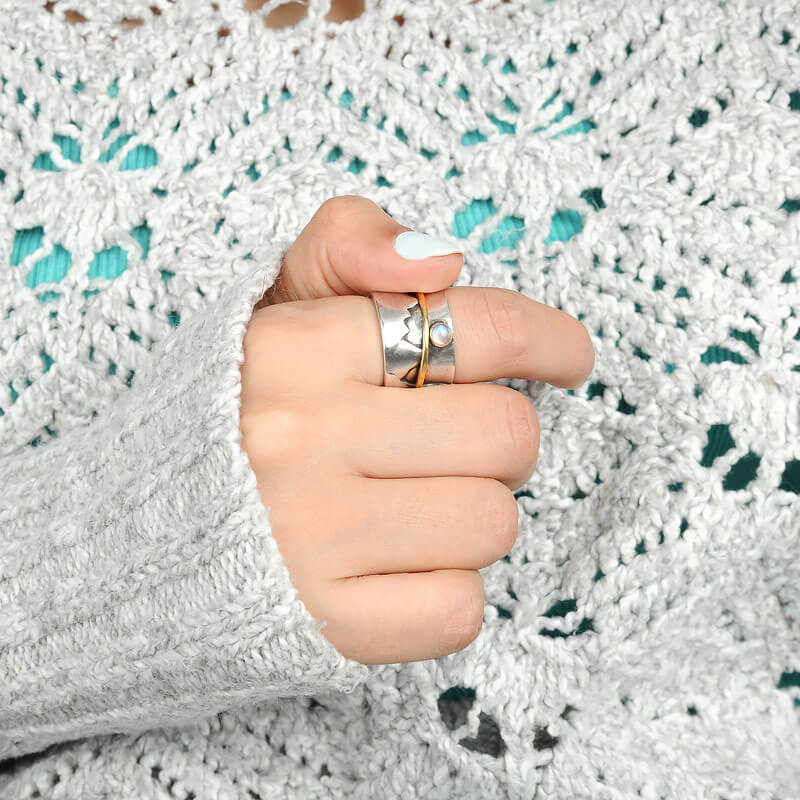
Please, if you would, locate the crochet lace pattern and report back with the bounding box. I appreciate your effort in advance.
[1,0,799,797]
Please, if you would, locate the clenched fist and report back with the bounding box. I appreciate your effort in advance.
[239,196,594,665]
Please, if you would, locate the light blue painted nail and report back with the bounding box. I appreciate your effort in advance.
[394,230,463,260]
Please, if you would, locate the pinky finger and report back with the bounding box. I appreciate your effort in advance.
[319,568,485,665]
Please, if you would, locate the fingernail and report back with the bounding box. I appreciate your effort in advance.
[394,230,463,260]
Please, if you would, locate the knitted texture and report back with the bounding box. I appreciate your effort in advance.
[0,253,371,759]
[1,0,799,797]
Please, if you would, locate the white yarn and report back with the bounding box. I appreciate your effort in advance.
[1,0,799,797]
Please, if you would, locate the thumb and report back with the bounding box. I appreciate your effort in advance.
[258,195,464,307]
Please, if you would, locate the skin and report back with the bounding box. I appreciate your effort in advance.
[60,1,366,29]
[240,196,595,665]
[247,0,366,26]
[57,4,590,665]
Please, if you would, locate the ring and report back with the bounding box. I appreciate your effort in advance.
[370,290,456,388]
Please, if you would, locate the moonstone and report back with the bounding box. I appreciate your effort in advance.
[429,320,453,347]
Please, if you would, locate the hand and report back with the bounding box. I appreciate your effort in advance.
[240,196,595,665]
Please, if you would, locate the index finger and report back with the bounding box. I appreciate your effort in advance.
[246,287,594,392]
[445,286,595,388]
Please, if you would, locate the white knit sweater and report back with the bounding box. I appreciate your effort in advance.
[1,0,799,797]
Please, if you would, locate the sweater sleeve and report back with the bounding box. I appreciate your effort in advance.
[0,250,371,762]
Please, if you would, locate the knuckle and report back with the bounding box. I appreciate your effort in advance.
[246,300,323,355]
[502,388,540,457]
[317,194,377,228]
[243,406,308,468]
[441,573,485,653]
[479,480,519,555]
[242,307,316,410]
[481,290,527,361]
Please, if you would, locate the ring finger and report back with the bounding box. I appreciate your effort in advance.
[268,472,519,579]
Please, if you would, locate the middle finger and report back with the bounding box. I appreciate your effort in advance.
[337,380,540,490]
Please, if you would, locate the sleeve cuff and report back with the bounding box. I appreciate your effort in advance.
[0,250,370,760]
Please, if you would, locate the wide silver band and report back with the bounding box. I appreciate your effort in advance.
[371,290,456,388]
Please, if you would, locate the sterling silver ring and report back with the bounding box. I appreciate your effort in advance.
[370,290,456,388]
